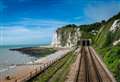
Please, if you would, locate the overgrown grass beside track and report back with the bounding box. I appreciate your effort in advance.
[29,51,76,82]
[95,46,120,82]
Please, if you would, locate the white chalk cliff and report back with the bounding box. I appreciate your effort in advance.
[110,19,120,32]
[109,19,120,45]
[51,28,81,48]
[113,39,120,46]
[51,32,62,47]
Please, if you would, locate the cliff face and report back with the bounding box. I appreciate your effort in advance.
[94,13,120,82]
[95,18,120,48]
[51,12,120,81]
[51,13,120,48]
[51,23,102,48]
[51,27,81,48]
[110,19,120,46]
[109,19,120,32]
[51,31,62,47]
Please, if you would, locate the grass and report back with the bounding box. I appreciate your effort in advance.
[29,51,76,82]
[95,46,120,82]
[48,51,76,82]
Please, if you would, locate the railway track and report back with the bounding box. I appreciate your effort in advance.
[1,46,116,82]
[75,46,116,82]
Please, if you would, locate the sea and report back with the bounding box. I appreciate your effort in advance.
[0,44,48,70]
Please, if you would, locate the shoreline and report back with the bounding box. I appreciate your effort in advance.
[0,46,56,71]
[0,48,70,82]
[0,46,66,71]
[0,45,69,74]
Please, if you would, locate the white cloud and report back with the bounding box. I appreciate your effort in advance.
[0,26,56,45]
[84,1,120,22]
[0,18,71,45]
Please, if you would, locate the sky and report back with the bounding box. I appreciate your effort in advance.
[0,0,120,45]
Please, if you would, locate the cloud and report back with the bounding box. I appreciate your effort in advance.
[1,26,55,45]
[84,1,120,22]
[0,18,70,45]
[0,1,6,12]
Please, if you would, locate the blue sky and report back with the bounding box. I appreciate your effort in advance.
[0,0,120,45]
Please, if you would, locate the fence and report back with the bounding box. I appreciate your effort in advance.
[0,50,69,82]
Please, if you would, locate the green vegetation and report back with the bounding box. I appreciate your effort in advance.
[29,51,76,82]
[55,12,120,81]
[94,12,120,81]
[95,46,120,82]
[26,12,120,82]
[56,22,104,47]
[48,52,76,82]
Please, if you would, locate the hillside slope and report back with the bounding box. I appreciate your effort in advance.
[51,22,103,47]
[94,13,120,82]
[95,13,120,48]
[51,12,120,81]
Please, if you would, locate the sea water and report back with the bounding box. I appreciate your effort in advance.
[0,44,47,70]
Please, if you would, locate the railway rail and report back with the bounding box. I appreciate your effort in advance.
[0,45,116,82]
[75,46,116,82]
